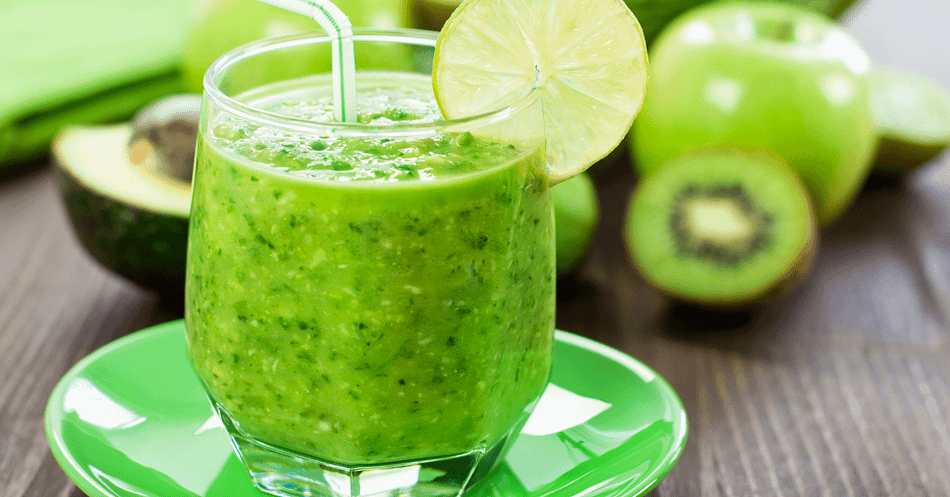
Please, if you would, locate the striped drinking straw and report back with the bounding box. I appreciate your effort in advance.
[253,0,358,123]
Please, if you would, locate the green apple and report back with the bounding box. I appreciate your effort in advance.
[553,172,599,276]
[623,0,862,45]
[404,0,862,44]
[181,0,412,93]
[630,1,876,226]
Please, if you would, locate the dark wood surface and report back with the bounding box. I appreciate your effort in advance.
[3,0,950,495]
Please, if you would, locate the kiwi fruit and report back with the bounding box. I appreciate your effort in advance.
[869,67,950,175]
[625,149,817,307]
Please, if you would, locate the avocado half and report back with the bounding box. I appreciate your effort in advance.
[53,124,191,295]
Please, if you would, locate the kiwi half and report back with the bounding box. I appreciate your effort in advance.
[869,67,950,175]
[625,149,817,307]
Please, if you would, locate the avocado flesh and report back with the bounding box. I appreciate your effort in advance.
[54,124,191,294]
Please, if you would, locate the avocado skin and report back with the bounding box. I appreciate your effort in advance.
[56,166,188,296]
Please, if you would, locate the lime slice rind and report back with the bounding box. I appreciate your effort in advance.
[434,0,648,184]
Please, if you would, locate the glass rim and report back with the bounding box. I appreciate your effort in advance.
[203,27,540,137]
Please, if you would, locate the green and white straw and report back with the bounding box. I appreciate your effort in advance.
[254,0,358,122]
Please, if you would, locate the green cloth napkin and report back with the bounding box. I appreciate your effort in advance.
[0,0,194,168]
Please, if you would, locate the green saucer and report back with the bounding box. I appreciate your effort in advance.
[45,320,686,496]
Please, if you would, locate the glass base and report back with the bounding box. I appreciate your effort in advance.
[214,403,517,497]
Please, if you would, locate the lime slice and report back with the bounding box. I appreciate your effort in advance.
[432,0,648,184]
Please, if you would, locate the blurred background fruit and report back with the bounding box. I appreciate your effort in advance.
[867,66,950,176]
[553,172,599,276]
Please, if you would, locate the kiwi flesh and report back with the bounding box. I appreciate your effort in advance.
[869,67,950,175]
[625,149,817,307]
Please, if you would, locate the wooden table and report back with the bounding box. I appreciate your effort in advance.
[3,0,949,495]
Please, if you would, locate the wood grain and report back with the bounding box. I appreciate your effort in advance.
[3,0,950,495]
[555,146,950,496]
[0,167,178,497]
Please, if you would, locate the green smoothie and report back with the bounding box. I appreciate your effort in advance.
[185,72,555,466]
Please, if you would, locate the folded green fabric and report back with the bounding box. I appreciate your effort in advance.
[0,0,194,168]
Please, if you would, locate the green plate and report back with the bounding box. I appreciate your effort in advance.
[45,320,687,497]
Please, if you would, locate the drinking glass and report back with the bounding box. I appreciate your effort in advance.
[184,28,554,497]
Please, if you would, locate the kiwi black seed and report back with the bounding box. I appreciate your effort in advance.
[869,67,950,175]
[625,149,817,307]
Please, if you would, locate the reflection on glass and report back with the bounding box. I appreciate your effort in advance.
[358,466,422,495]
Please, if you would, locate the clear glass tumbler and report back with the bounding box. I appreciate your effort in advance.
[184,29,554,497]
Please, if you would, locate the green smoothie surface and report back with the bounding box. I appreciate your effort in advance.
[210,73,523,182]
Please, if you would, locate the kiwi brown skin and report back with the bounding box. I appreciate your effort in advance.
[623,149,819,309]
